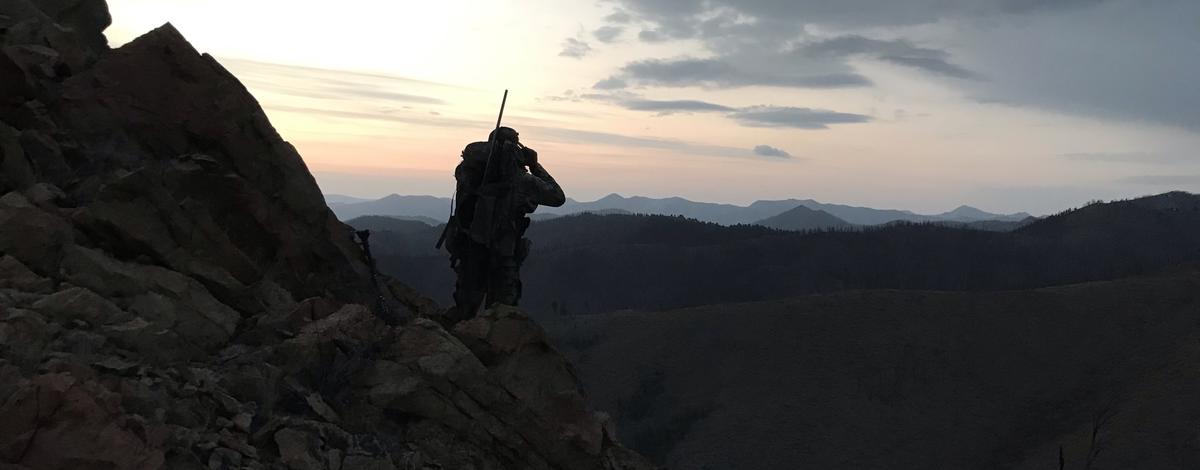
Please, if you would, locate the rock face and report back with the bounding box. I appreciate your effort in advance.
[0,3,654,469]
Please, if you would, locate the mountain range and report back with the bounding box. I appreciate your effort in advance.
[328,192,1035,228]
[357,191,1200,318]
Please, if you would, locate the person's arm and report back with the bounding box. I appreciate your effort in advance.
[525,161,566,207]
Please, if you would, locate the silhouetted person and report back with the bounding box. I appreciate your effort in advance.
[442,126,564,322]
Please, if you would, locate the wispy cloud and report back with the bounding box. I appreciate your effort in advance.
[1061,152,1193,165]
[621,98,735,114]
[525,125,766,159]
[221,58,452,107]
[222,58,462,89]
[728,106,872,129]
[264,104,488,128]
[264,104,774,161]
[569,90,873,129]
[611,56,871,89]
[1117,174,1200,186]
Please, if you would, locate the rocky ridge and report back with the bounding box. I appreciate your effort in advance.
[0,1,652,468]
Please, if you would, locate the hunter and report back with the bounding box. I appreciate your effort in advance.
[440,126,565,322]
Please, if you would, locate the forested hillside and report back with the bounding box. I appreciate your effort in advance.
[364,192,1200,318]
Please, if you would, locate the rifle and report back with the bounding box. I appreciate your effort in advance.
[435,89,509,250]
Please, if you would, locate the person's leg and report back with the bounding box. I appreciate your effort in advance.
[450,242,489,321]
[487,255,522,307]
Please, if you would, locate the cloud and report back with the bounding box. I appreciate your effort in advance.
[637,29,668,43]
[1061,152,1194,165]
[801,35,977,79]
[753,145,792,158]
[620,99,735,114]
[317,87,445,105]
[593,77,628,90]
[526,125,758,159]
[729,106,872,129]
[609,0,1112,31]
[617,56,872,89]
[575,91,873,129]
[1117,174,1200,186]
[222,58,452,106]
[605,10,634,24]
[593,26,624,43]
[222,58,460,89]
[559,37,592,58]
[604,0,1200,131]
[264,104,487,129]
[265,98,771,161]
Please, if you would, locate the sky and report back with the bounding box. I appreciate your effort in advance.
[105,0,1200,214]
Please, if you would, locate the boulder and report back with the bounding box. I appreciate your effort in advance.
[28,0,111,54]
[0,373,165,470]
[0,256,53,293]
[0,124,35,191]
[0,192,73,275]
[455,307,610,458]
[31,286,130,327]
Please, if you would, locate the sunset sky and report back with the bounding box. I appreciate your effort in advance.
[104,0,1199,214]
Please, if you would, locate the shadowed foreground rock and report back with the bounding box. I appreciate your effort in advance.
[0,2,654,468]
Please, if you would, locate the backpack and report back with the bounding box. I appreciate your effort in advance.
[437,141,522,257]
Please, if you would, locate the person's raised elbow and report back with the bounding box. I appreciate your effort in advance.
[543,190,566,207]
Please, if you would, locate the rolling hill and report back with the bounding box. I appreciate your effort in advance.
[548,272,1200,469]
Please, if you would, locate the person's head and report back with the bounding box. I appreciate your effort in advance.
[489,126,519,144]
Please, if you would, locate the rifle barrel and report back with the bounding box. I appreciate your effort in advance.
[495,89,508,129]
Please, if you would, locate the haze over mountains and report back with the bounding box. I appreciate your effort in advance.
[328,192,1035,229]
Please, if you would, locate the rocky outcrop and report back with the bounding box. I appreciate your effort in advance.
[0,2,653,469]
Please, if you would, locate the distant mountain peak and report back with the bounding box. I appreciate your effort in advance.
[754,205,853,231]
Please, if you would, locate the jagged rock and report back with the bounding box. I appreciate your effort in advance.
[0,1,98,75]
[0,373,165,470]
[0,308,56,369]
[55,23,376,307]
[29,0,111,54]
[20,182,66,208]
[0,192,72,275]
[0,256,53,293]
[1,119,35,192]
[31,286,131,327]
[273,428,323,470]
[59,244,240,354]
[206,447,241,470]
[341,455,395,470]
[455,306,607,456]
